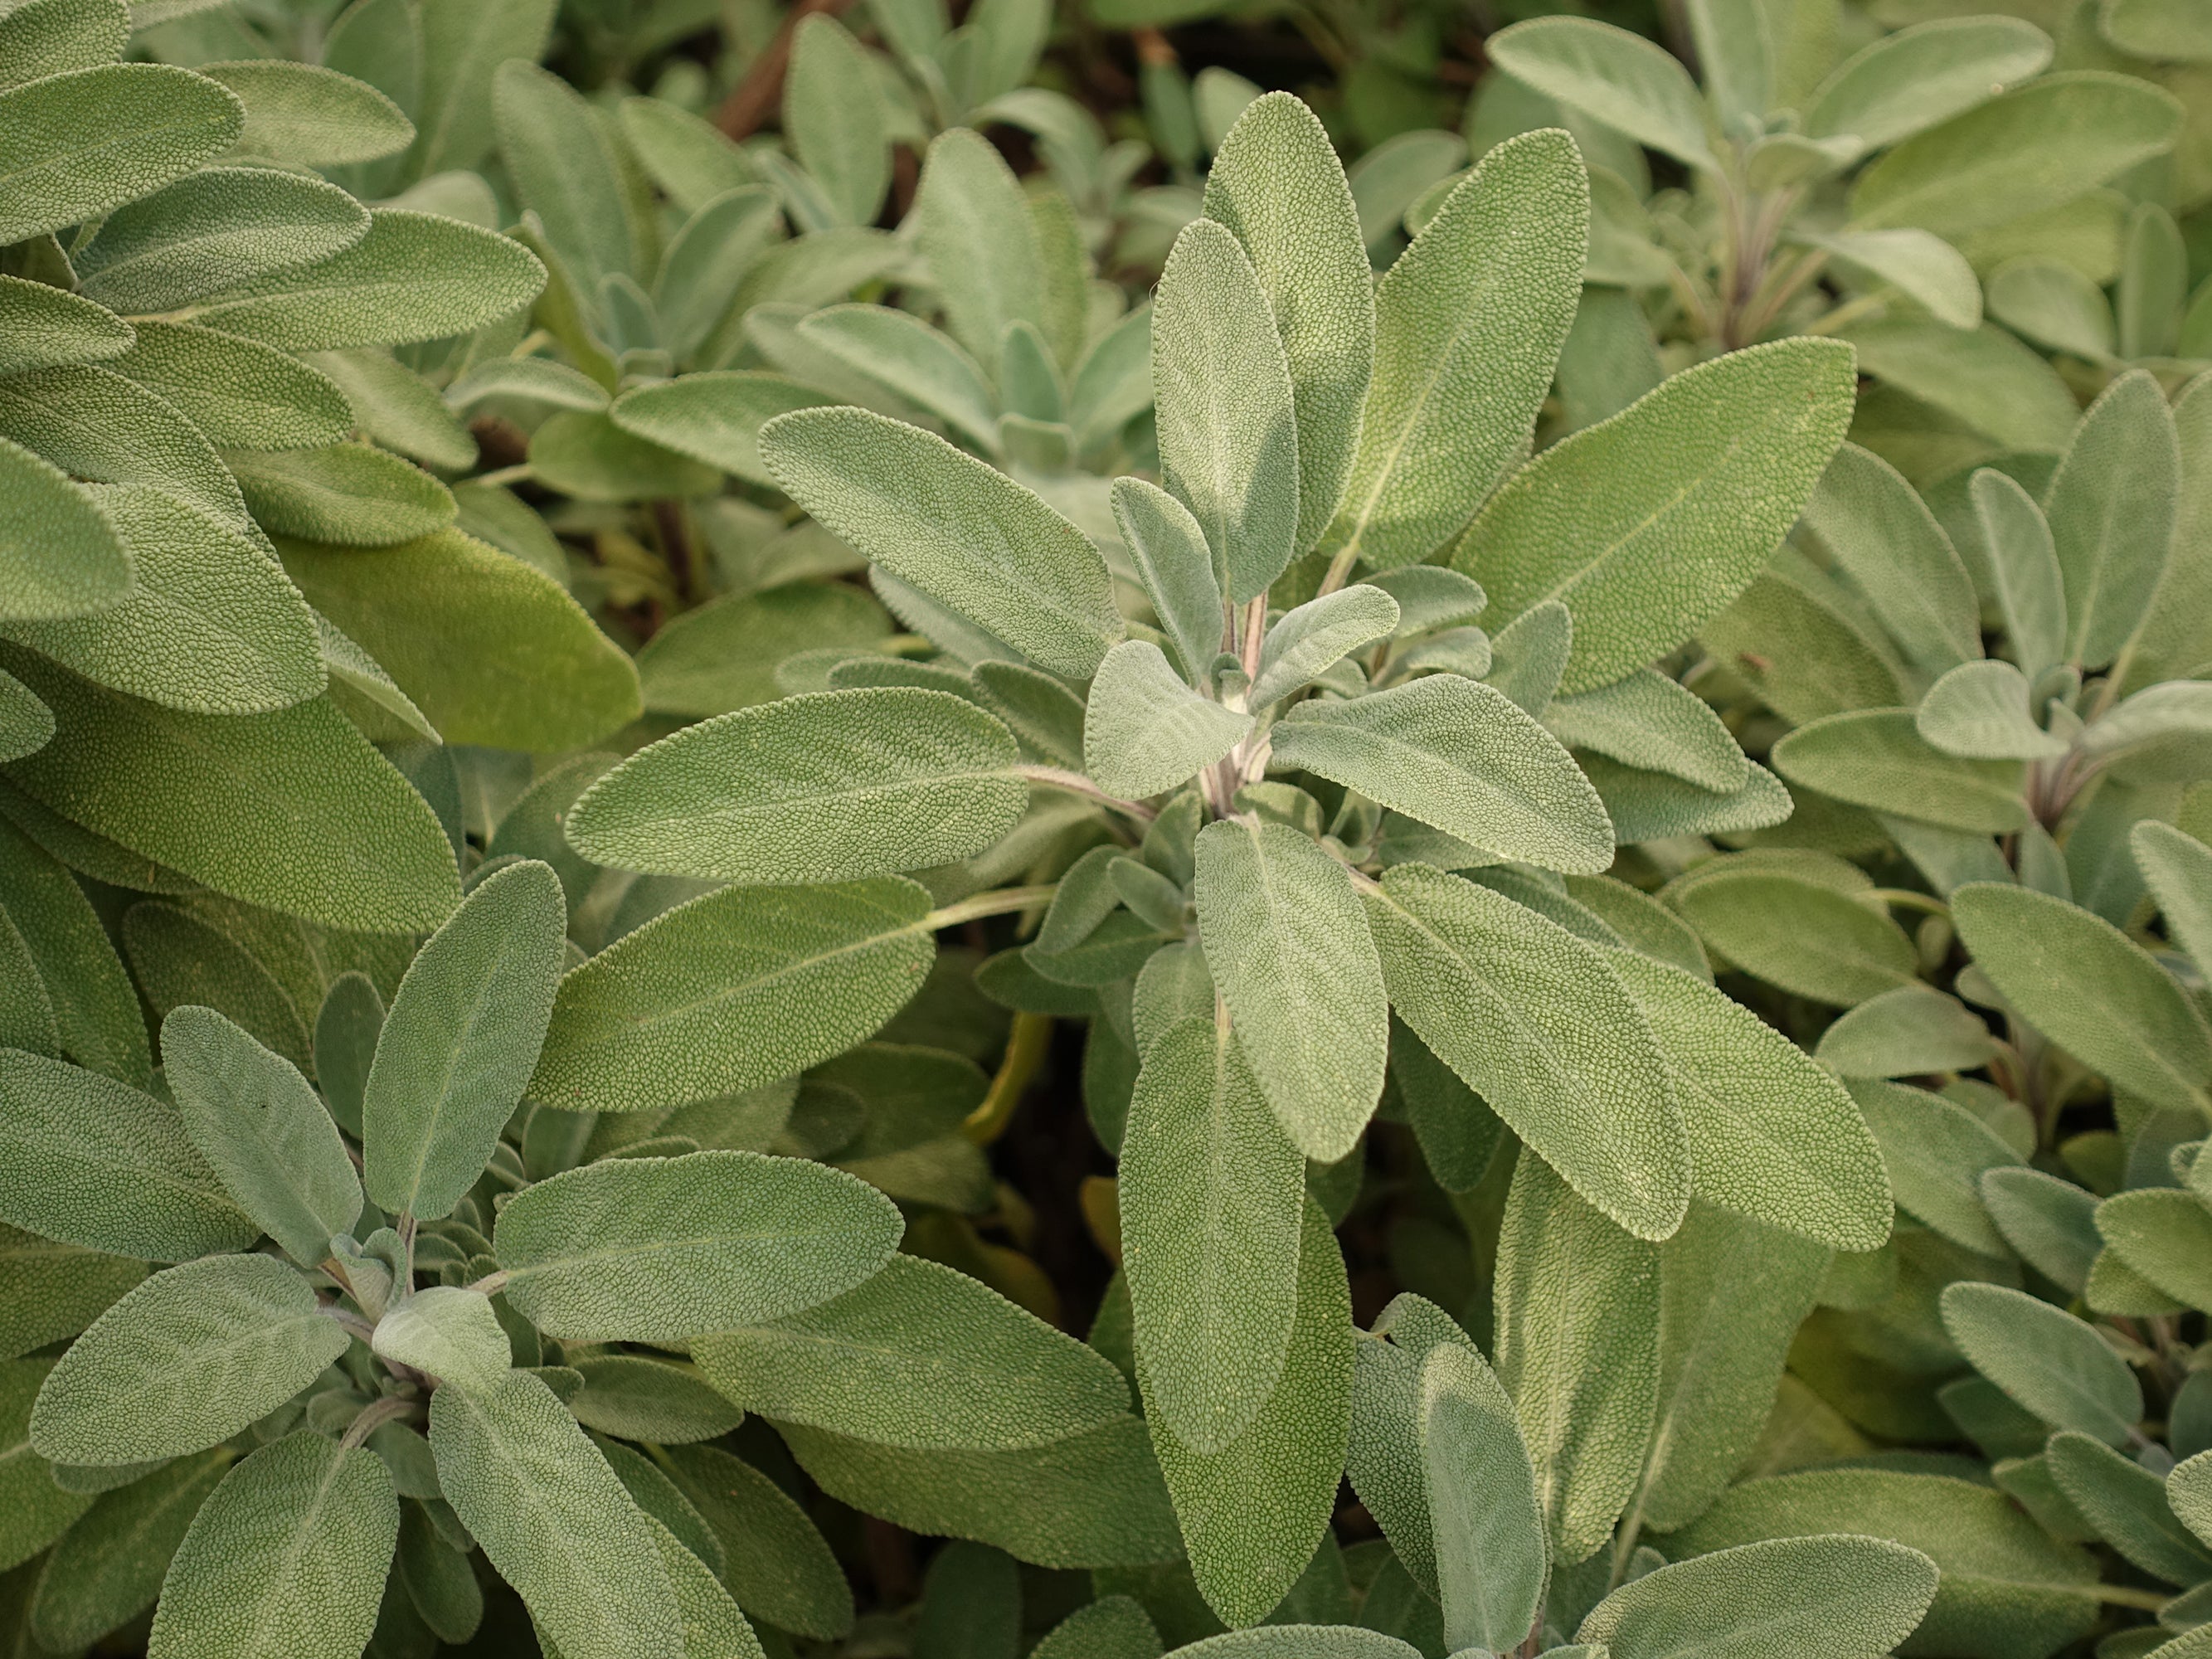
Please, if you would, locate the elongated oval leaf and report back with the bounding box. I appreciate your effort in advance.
[693,1253,1130,1451]
[1120,1018,1305,1455]
[0,64,241,245]
[75,167,368,315]
[1365,864,1688,1240]
[197,59,413,166]
[1485,17,1714,169]
[1084,639,1251,800]
[493,1150,901,1341]
[1203,91,1374,551]
[530,878,934,1114]
[1193,819,1385,1160]
[146,1431,398,1659]
[1322,128,1587,572]
[429,1370,683,1659]
[1144,1197,1352,1629]
[2047,369,2179,672]
[0,1047,253,1261]
[1952,882,2212,1117]
[0,437,130,625]
[161,1006,359,1269]
[1271,675,1613,873]
[1916,660,2067,761]
[1249,586,1398,710]
[761,406,1123,679]
[31,1253,346,1465]
[1458,339,1856,693]
[1112,476,1223,685]
[912,128,1042,379]
[567,688,1023,885]
[363,858,564,1221]
[1801,442,1981,678]
[1578,1535,1939,1658]
[1544,669,1748,794]
[0,273,134,378]
[1940,1282,2141,1446]
[0,647,458,932]
[1806,17,2053,148]
[1422,1340,1544,1654]
[1152,217,1300,601]
[114,323,352,452]
[1770,709,2026,834]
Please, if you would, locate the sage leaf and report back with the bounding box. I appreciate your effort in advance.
[1422,1340,1544,1654]
[1364,864,1689,1241]
[2047,370,2180,672]
[1800,442,1981,679]
[530,878,933,1114]
[1485,17,1715,170]
[567,689,1024,885]
[761,406,1123,679]
[1145,1199,1352,1629]
[1953,882,2212,1117]
[1271,675,1613,873]
[0,273,134,377]
[0,1047,253,1261]
[1805,17,2053,148]
[0,437,132,625]
[1083,640,1250,800]
[1152,216,1300,602]
[1322,129,1587,572]
[1192,819,1386,1160]
[373,1285,511,1389]
[145,1432,397,1659]
[912,128,1042,379]
[74,165,368,314]
[196,60,414,167]
[2134,820,2212,980]
[1495,1151,1660,1562]
[1202,91,1374,551]
[1771,709,2027,834]
[0,64,241,245]
[1119,1017,1305,1455]
[160,1006,360,1269]
[429,1370,683,1659]
[1578,1534,1939,1659]
[1916,660,2068,761]
[1111,478,1224,685]
[1249,586,1399,710]
[1940,1282,2141,1446]
[362,858,565,1220]
[493,1150,901,1342]
[1457,338,1856,693]
[1544,669,1748,794]
[30,1254,347,1466]
[693,1254,1130,1451]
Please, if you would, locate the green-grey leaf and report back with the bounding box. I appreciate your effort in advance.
[1953,881,2212,1117]
[196,59,413,166]
[913,127,1042,380]
[1801,442,1981,678]
[1456,339,1857,693]
[658,1442,853,1637]
[1422,1340,1544,1654]
[0,0,128,91]
[2047,369,2179,672]
[1192,819,1385,1160]
[0,63,241,245]
[1495,1151,1660,1562]
[1544,670,1748,794]
[1084,640,1250,800]
[1120,1017,1305,1455]
[797,305,999,452]
[114,323,353,452]
[0,436,132,625]
[2046,1429,2212,1586]
[362,858,564,1220]
[0,274,134,377]
[761,406,1122,679]
[1916,660,2068,761]
[1805,17,2052,148]
[1980,1166,2099,1296]
[493,1149,900,1341]
[145,1432,396,1659]
[75,167,368,315]
[1814,984,2000,1078]
[226,444,455,548]
[2135,820,2212,981]
[1847,1078,2021,1257]
[160,1005,359,1268]
[1578,1535,1939,1659]
[785,15,888,227]
[429,1369,683,1659]
[529,878,933,1114]
[566,688,1023,885]
[1670,864,1917,1007]
[1145,1198,1352,1629]
[1485,17,1714,169]
[2,484,322,716]
[1250,585,1399,711]
[30,1253,346,1465]
[693,1253,1130,1451]
[608,372,834,490]
[1364,864,1688,1241]
[180,211,546,353]
[1273,676,1613,873]
[1112,477,1223,685]
[1321,128,1587,572]
[1202,91,1374,552]
[1770,709,2026,834]
[1151,216,1299,603]
[373,1285,511,1389]
[1850,73,2182,240]
[0,1047,253,1260]
[1940,1282,2140,1446]
[1606,946,1892,1250]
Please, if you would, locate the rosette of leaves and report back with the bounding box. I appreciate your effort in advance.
[1457,4,2185,465]
[532,88,1946,1642]
[0,856,1038,1657]
[0,0,659,957]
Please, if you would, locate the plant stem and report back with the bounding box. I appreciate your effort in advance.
[965,1010,1054,1144]
[925,884,1059,930]
[474,462,532,489]
[2098,1585,2171,1611]
[1013,766,1158,822]
[466,1268,511,1297]
[1871,888,1950,918]
[340,1394,418,1450]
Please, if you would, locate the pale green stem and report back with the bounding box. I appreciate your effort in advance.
[925,884,1059,930]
